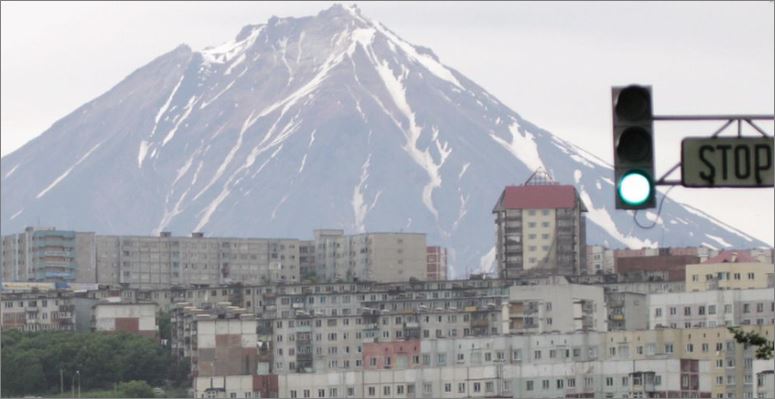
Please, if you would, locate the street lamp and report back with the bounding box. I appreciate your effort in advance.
[71,370,80,399]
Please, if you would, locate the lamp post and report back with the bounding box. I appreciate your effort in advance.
[71,370,80,399]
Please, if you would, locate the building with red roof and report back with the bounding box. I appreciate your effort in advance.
[492,169,588,278]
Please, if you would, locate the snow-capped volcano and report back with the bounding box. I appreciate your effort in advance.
[0,4,765,275]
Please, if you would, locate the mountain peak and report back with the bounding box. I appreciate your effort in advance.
[1,4,764,276]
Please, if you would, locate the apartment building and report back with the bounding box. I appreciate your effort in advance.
[493,171,587,278]
[585,245,615,275]
[279,358,711,399]
[312,229,427,282]
[92,300,158,338]
[94,233,301,289]
[506,276,607,333]
[3,228,437,288]
[686,251,774,292]
[606,291,648,331]
[1,227,96,283]
[426,246,448,280]
[0,291,75,331]
[171,302,277,399]
[754,360,774,399]
[649,288,775,329]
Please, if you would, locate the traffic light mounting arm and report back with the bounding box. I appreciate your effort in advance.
[650,115,774,186]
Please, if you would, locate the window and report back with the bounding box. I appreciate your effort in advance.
[684,306,691,316]
[291,391,297,398]
[655,308,662,317]
[422,383,432,395]
[485,382,494,393]
[367,387,375,396]
[670,307,677,315]
[606,377,613,386]
[396,385,404,395]
[303,390,310,398]
[744,304,751,313]
[542,380,550,389]
[665,344,673,353]
[473,383,481,393]
[526,381,534,391]
[567,378,576,388]
[534,350,541,360]
[686,344,694,352]
[383,386,390,396]
[438,353,447,365]
[757,303,764,312]
[709,305,716,315]
[444,383,452,393]
[747,272,755,280]
[347,387,354,397]
[458,383,465,393]
[318,389,325,398]
[557,379,564,389]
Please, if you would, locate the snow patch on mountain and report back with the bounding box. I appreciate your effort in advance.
[490,122,546,172]
[4,164,19,178]
[36,142,102,199]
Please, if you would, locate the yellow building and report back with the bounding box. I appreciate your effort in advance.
[686,251,774,292]
[606,325,774,399]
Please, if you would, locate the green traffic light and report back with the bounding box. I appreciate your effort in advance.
[618,170,653,206]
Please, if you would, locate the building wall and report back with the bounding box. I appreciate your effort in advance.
[1,292,75,331]
[585,245,615,275]
[93,302,158,337]
[278,359,711,399]
[606,291,648,331]
[426,246,447,281]
[685,261,774,291]
[649,288,775,329]
[507,278,607,333]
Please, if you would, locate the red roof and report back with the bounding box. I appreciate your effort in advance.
[494,185,581,210]
[703,251,758,264]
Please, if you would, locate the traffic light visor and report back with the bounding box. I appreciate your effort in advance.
[615,86,652,121]
[618,170,653,206]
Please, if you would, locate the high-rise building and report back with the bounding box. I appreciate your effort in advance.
[426,246,448,280]
[492,170,587,278]
[1,227,95,283]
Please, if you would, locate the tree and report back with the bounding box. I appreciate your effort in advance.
[118,380,155,398]
[728,327,774,359]
[158,310,171,346]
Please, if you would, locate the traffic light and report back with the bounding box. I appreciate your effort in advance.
[612,85,656,209]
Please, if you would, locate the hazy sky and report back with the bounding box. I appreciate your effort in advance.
[2,1,773,245]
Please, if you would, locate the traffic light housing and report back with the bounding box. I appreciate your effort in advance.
[612,85,656,209]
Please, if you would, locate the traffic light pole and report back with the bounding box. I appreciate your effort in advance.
[651,114,774,187]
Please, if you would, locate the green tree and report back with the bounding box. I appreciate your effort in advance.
[728,326,774,359]
[118,380,155,398]
[158,310,171,346]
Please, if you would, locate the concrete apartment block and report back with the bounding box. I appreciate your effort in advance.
[507,276,607,333]
[493,173,587,279]
[93,301,158,338]
[426,246,447,281]
[606,291,648,331]
[278,358,711,399]
[313,229,427,283]
[0,291,75,331]
[0,227,96,283]
[685,251,774,292]
[649,288,775,329]
[585,245,615,275]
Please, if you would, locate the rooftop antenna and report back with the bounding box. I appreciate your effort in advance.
[523,167,558,186]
